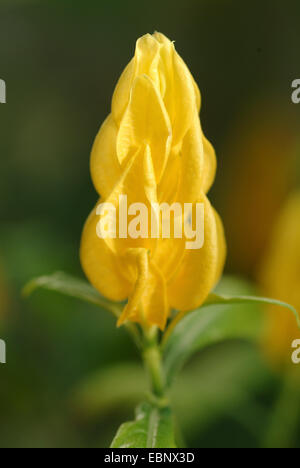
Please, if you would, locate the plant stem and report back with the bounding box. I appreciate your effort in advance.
[142,328,166,400]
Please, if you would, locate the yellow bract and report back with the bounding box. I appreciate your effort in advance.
[80,32,226,330]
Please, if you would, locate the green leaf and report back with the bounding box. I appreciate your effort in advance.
[163,293,299,386]
[163,301,261,387]
[204,293,300,327]
[23,271,123,316]
[111,402,176,448]
[23,271,143,349]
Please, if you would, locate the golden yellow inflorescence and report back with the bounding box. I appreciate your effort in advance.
[80,33,226,330]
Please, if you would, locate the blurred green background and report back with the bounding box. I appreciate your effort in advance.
[0,0,299,448]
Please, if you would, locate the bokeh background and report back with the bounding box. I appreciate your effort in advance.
[0,0,299,448]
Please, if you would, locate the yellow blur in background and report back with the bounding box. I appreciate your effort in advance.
[260,193,300,369]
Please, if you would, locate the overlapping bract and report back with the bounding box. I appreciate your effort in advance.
[80,33,226,330]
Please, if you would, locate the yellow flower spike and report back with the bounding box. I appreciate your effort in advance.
[80,32,226,330]
[260,192,300,369]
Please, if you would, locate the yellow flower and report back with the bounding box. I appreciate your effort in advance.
[260,192,300,368]
[80,32,226,330]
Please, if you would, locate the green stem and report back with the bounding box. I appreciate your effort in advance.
[142,328,167,402]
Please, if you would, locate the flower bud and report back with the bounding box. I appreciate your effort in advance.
[80,33,226,330]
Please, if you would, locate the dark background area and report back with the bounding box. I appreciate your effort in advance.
[0,0,299,448]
